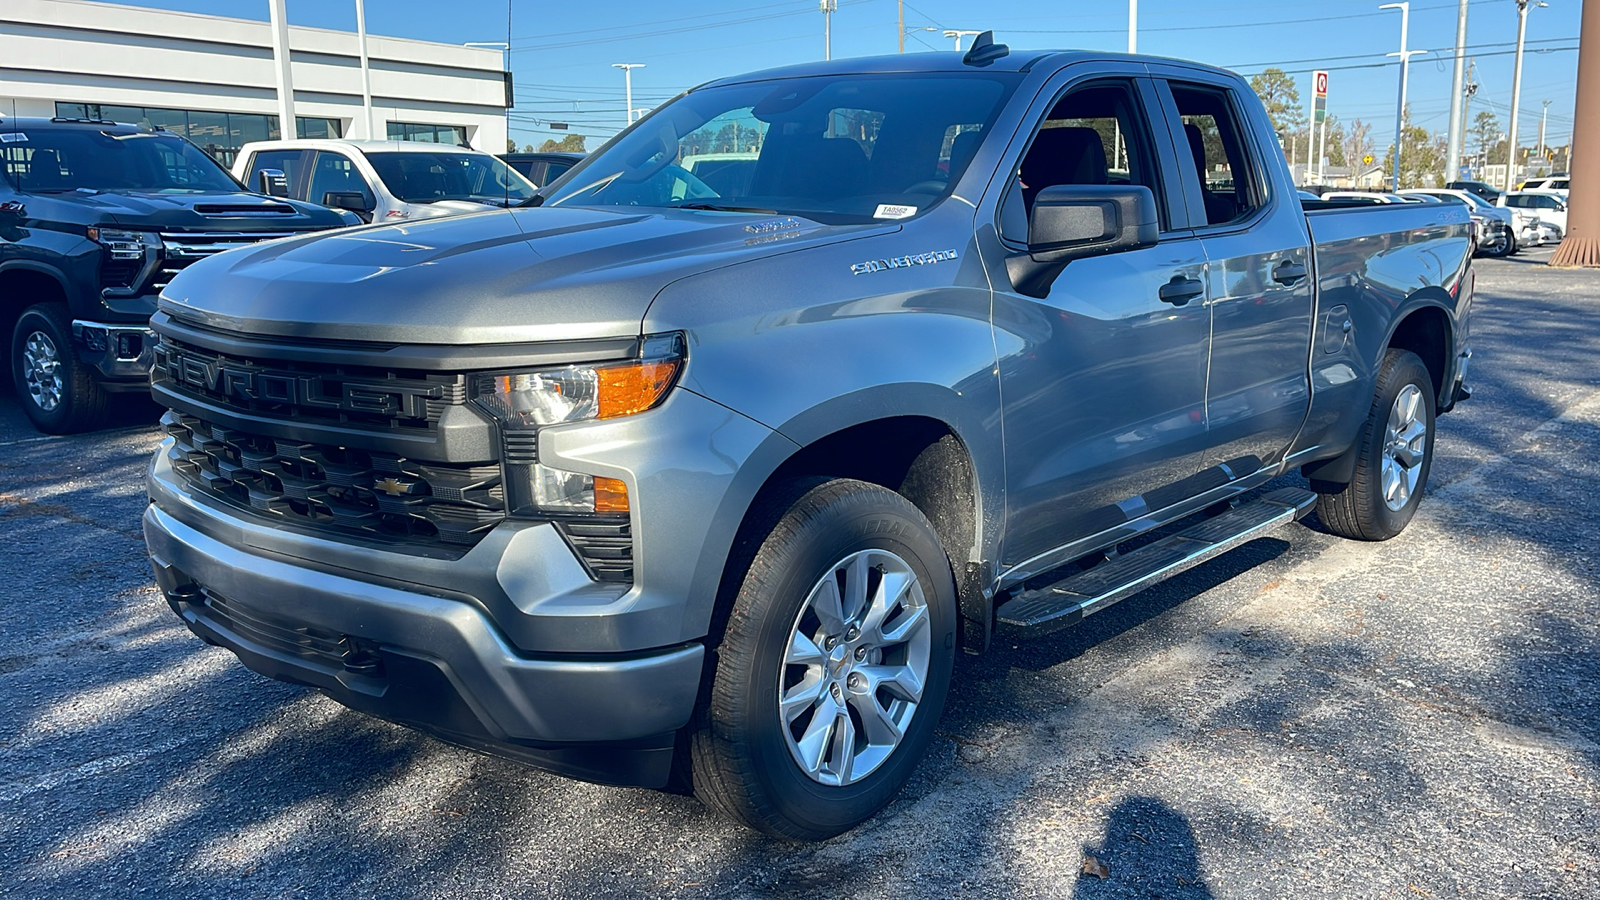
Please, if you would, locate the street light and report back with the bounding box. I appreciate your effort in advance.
[821,0,837,61]
[612,63,644,129]
[1129,0,1138,53]
[1379,3,1424,190]
[944,29,982,51]
[1505,0,1548,191]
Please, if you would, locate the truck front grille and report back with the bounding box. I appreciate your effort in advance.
[163,411,505,547]
[155,231,299,290]
[153,337,467,433]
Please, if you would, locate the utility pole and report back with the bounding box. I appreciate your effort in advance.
[1444,0,1470,184]
[1506,1,1547,190]
[267,0,296,139]
[1380,2,1416,190]
[1462,59,1479,174]
[944,29,982,51]
[612,63,643,128]
[821,0,837,60]
[1129,0,1138,53]
[898,0,904,53]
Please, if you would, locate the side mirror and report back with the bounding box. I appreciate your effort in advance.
[1007,184,1160,297]
[321,190,374,214]
[257,168,289,197]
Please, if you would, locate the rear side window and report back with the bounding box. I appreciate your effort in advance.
[544,161,573,182]
[246,149,308,197]
[1168,83,1264,227]
[306,151,371,207]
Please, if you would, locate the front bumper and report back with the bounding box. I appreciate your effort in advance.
[144,494,705,787]
[73,319,154,385]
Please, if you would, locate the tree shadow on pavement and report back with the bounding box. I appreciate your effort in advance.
[1073,795,1214,898]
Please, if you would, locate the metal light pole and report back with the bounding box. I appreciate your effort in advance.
[1129,0,1138,53]
[1380,2,1414,190]
[267,0,296,139]
[944,29,982,51]
[1506,0,1547,191]
[1444,0,1470,183]
[821,0,837,60]
[898,0,904,53]
[612,63,644,128]
[354,0,375,139]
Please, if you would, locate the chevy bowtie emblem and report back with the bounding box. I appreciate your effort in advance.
[372,476,418,497]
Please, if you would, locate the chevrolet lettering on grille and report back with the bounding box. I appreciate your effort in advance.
[158,345,441,420]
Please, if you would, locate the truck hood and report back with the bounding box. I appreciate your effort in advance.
[53,188,349,231]
[158,206,888,344]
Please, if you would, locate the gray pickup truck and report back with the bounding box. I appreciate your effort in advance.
[143,37,1472,840]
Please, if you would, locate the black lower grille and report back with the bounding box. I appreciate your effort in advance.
[555,520,634,583]
[163,410,504,547]
[180,585,383,676]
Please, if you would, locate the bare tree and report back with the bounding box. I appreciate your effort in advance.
[1344,119,1373,172]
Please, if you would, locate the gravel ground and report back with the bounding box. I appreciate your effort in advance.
[2,248,1597,899]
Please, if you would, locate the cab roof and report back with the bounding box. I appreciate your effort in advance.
[697,49,1236,90]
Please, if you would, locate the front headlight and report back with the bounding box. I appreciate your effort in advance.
[474,332,685,517]
[86,226,159,260]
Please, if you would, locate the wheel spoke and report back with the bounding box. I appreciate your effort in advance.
[860,569,913,644]
[794,695,841,775]
[828,709,857,783]
[842,553,871,622]
[850,691,904,745]
[1383,464,1403,505]
[810,577,847,635]
[878,601,929,646]
[786,630,825,667]
[780,673,826,724]
[858,663,925,703]
[1400,386,1421,427]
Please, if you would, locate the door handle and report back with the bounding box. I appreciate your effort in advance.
[1159,275,1205,306]
[1272,258,1309,284]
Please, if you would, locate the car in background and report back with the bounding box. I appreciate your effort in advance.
[0,116,354,433]
[501,151,585,187]
[680,152,761,197]
[1498,190,1567,237]
[1447,180,1503,204]
[1399,189,1520,257]
[1517,176,1569,194]
[234,139,538,222]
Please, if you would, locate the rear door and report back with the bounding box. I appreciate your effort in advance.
[1151,71,1314,482]
[985,68,1214,570]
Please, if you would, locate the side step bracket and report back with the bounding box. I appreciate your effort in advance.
[996,487,1317,636]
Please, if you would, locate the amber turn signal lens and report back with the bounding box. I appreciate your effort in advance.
[597,358,681,420]
[594,476,630,514]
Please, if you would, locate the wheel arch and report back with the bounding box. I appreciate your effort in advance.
[0,262,72,368]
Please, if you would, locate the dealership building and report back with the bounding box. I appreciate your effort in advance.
[0,0,510,165]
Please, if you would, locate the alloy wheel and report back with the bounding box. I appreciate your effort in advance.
[1381,383,1428,511]
[21,330,64,413]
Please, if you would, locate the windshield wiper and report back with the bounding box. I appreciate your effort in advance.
[672,201,779,214]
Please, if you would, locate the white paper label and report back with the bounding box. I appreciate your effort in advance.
[873,204,917,220]
[0,133,28,143]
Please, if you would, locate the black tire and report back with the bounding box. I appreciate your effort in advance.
[10,303,111,434]
[689,478,958,840]
[1316,349,1436,541]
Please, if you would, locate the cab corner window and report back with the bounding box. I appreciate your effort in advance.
[1169,83,1263,227]
[1002,81,1164,243]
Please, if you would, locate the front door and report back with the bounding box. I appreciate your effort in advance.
[988,75,1213,570]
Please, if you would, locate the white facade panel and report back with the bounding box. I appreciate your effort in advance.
[0,0,508,158]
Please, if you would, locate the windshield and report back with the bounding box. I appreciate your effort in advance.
[366,151,536,205]
[1,129,241,193]
[543,73,1020,223]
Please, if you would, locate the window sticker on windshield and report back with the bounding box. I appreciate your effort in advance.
[874,204,917,220]
[0,133,27,143]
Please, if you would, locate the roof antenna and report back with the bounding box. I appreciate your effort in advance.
[962,31,1008,67]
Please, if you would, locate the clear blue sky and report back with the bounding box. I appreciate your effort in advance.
[110,0,1581,154]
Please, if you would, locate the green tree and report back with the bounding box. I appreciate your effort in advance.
[1470,110,1500,162]
[1250,68,1306,135]
[537,134,587,153]
[506,138,517,153]
[1380,106,1445,188]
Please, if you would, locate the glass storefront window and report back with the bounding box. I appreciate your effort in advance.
[387,122,467,145]
[53,102,343,167]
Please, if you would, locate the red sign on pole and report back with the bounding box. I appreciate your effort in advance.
[1314,71,1329,97]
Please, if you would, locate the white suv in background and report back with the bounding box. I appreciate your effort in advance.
[232,139,538,223]
[1499,191,1568,238]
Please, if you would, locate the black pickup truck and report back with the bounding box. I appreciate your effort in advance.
[1,117,352,433]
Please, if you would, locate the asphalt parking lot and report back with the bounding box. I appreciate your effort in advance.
[2,247,1597,899]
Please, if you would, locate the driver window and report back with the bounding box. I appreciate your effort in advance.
[1002,81,1163,242]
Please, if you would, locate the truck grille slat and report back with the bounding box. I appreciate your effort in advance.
[164,410,505,547]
